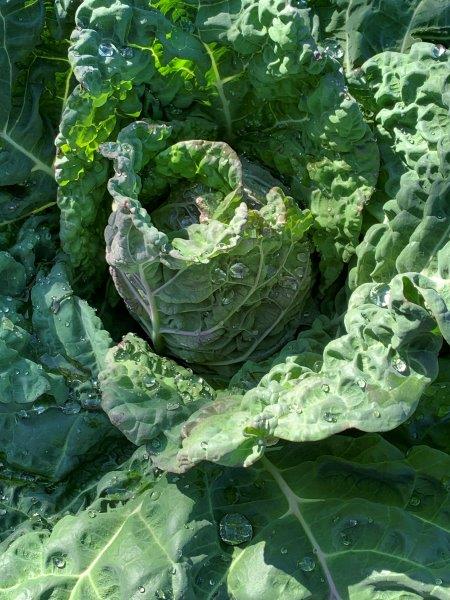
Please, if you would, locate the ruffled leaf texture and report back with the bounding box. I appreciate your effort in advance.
[0,219,121,480]
[56,0,378,291]
[350,43,450,342]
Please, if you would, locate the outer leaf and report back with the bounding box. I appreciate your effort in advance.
[0,253,120,480]
[0,0,72,224]
[1,435,450,598]
[310,0,450,71]
[350,45,450,341]
[167,273,442,471]
[99,332,214,465]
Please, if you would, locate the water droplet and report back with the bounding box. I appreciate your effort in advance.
[221,290,235,305]
[18,410,28,419]
[367,517,374,524]
[150,490,160,501]
[369,284,391,307]
[280,547,288,554]
[298,555,316,572]
[435,577,443,585]
[138,586,145,593]
[229,263,249,279]
[212,267,227,283]
[60,402,81,415]
[64,321,70,327]
[321,384,330,393]
[50,298,60,314]
[54,557,66,569]
[0,508,6,516]
[219,513,253,545]
[432,44,446,58]
[88,510,96,518]
[143,375,157,389]
[200,441,208,450]
[373,410,381,418]
[340,532,352,546]
[357,379,366,390]
[348,519,358,527]
[323,412,337,423]
[409,496,420,507]
[98,42,116,57]
[441,477,450,491]
[180,215,195,228]
[149,438,161,450]
[120,46,134,58]
[393,358,407,374]
[313,49,322,60]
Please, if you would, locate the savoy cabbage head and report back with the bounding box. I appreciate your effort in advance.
[102,121,313,376]
[0,1,449,599]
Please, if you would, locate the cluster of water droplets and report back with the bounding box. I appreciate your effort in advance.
[98,42,134,59]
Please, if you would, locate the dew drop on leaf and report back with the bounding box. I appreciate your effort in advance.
[392,358,407,374]
[212,267,227,283]
[229,263,249,279]
[98,42,116,57]
[298,555,316,572]
[219,513,253,545]
[281,276,299,291]
[340,532,352,546]
[369,284,391,307]
[53,557,66,569]
[323,412,337,423]
[321,383,330,393]
[120,46,134,58]
[221,290,235,305]
[280,547,288,554]
[50,298,60,314]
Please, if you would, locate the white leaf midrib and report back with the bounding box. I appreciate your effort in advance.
[262,456,343,600]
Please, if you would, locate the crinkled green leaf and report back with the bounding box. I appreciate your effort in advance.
[0,250,120,480]
[0,0,72,224]
[100,333,214,464]
[168,273,442,471]
[310,0,450,71]
[1,435,450,598]
[350,45,450,341]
